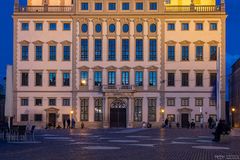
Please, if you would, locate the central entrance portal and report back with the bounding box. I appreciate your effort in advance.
[110,99,127,128]
[181,113,189,128]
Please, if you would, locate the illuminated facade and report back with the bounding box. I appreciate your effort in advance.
[11,0,226,128]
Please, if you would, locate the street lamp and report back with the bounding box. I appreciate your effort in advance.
[231,107,236,128]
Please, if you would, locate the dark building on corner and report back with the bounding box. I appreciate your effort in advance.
[230,58,240,127]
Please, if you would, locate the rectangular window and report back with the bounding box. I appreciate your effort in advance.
[95,3,102,10]
[49,98,56,106]
[182,23,189,31]
[210,46,217,61]
[49,72,56,86]
[135,71,143,87]
[167,98,175,106]
[21,98,29,106]
[167,23,175,30]
[95,39,102,61]
[195,98,203,106]
[35,98,42,106]
[49,23,57,30]
[94,71,102,86]
[209,98,216,106]
[63,23,71,31]
[122,39,129,61]
[109,3,116,10]
[210,23,217,30]
[134,98,142,122]
[21,72,29,86]
[167,114,175,122]
[121,71,129,86]
[122,3,130,10]
[210,73,217,87]
[182,73,189,87]
[21,46,29,61]
[196,23,203,30]
[108,71,116,85]
[149,2,157,10]
[81,39,88,61]
[35,46,42,61]
[81,2,88,10]
[21,23,29,31]
[167,73,175,86]
[94,98,103,121]
[80,71,88,86]
[149,39,157,61]
[181,98,189,106]
[136,39,143,61]
[49,46,57,61]
[80,98,89,121]
[63,72,70,86]
[168,46,175,61]
[196,73,203,87]
[21,114,28,121]
[108,39,116,61]
[196,46,203,61]
[62,98,70,106]
[63,46,71,61]
[35,23,43,31]
[34,114,42,122]
[148,98,156,122]
[149,71,157,86]
[182,46,189,61]
[136,2,143,10]
[35,72,42,86]
[195,114,201,122]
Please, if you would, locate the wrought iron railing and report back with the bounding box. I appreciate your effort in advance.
[15,5,74,13]
[164,5,222,12]
[102,85,135,92]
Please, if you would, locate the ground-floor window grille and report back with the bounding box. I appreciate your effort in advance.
[134,98,142,122]
[94,98,103,121]
[80,98,89,121]
[148,98,156,122]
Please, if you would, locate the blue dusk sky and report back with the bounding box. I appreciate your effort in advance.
[0,0,239,100]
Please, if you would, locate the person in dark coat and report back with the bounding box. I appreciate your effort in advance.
[208,117,213,129]
[67,118,70,129]
[63,119,66,129]
[165,118,169,128]
[71,118,75,129]
[212,120,225,142]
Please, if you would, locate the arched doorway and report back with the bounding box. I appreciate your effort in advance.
[110,99,127,128]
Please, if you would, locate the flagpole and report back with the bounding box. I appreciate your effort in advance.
[216,47,221,122]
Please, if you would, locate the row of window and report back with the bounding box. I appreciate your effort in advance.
[166,97,216,107]
[20,97,70,106]
[167,45,217,61]
[22,22,71,31]
[20,70,216,88]
[80,2,158,11]
[167,22,218,31]
[167,72,216,87]
[21,21,218,32]
[21,45,71,61]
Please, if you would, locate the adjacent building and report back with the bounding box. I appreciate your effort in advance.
[9,0,226,128]
[230,58,240,128]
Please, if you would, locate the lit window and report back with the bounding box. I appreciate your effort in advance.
[80,99,88,121]
[167,114,175,122]
[94,98,103,121]
[49,46,57,61]
[80,71,88,86]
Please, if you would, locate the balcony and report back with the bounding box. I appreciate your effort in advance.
[164,5,223,12]
[15,5,74,13]
[102,85,136,93]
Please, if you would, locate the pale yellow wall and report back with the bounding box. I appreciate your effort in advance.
[28,0,72,6]
[165,0,216,5]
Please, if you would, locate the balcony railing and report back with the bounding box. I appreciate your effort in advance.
[15,5,74,13]
[164,5,223,12]
[102,85,135,93]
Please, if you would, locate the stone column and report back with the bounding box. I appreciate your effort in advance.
[89,68,93,90]
[128,97,134,128]
[143,19,149,62]
[116,69,121,86]
[102,68,107,86]
[116,19,121,61]
[88,19,94,61]
[144,68,148,90]
[129,19,135,62]
[103,96,109,128]
[143,97,148,122]
[89,97,94,122]
[102,18,108,62]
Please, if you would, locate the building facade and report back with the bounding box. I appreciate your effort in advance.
[11,0,226,128]
[230,59,240,128]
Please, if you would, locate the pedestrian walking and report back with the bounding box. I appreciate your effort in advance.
[164,118,169,128]
[63,119,66,129]
[208,117,213,129]
[67,118,70,129]
[212,120,225,142]
[71,118,75,129]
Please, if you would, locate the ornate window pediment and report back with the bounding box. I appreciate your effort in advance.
[33,40,44,45]
[179,40,191,45]
[19,40,30,45]
[105,66,117,70]
[79,66,89,70]
[193,40,205,45]
[133,66,144,70]
[165,40,177,45]
[207,40,219,45]
[60,40,71,45]
[92,66,104,70]
[47,40,58,45]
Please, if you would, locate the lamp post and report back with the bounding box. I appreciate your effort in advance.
[231,107,236,128]
[160,108,165,126]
